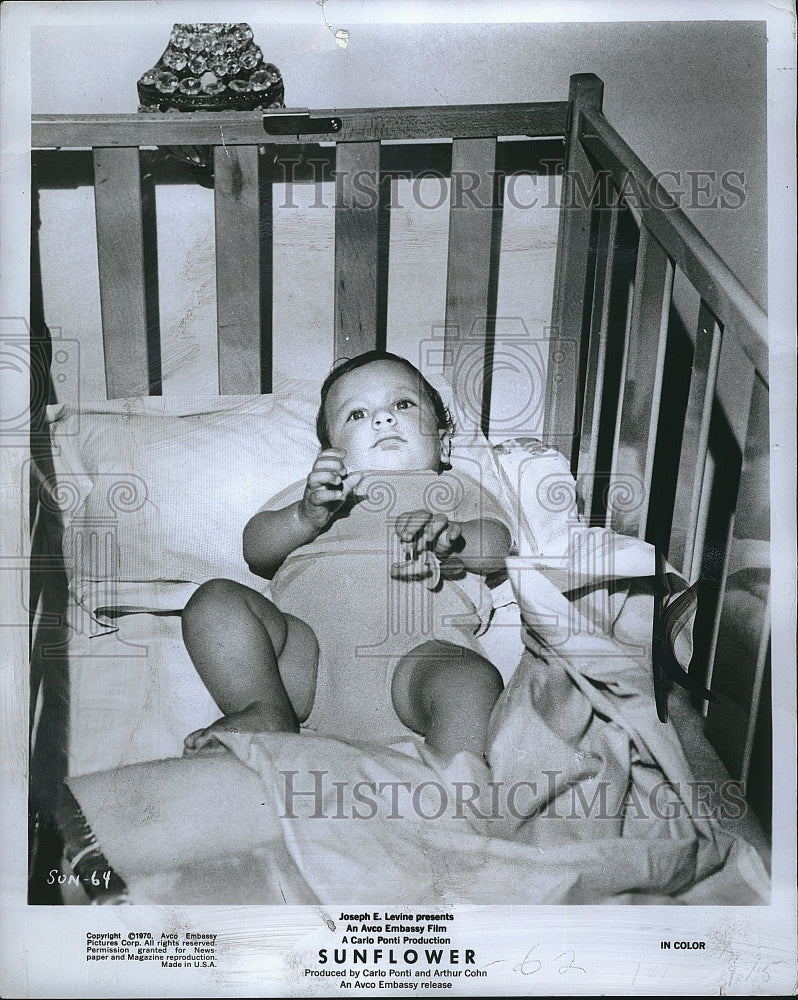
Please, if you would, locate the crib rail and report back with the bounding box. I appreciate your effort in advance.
[547,75,770,807]
[32,101,568,401]
[577,103,768,376]
[32,103,569,147]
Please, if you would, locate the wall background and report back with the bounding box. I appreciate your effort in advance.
[32,17,767,416]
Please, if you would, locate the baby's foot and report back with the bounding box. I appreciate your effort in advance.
[183,701,278,753]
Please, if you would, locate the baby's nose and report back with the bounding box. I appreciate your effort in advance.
[372,408,396,427]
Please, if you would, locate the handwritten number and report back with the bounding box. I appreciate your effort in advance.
[555,949,586,975]
[514,944,543,975]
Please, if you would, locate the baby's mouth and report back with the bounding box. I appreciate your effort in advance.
[373,434,405,448]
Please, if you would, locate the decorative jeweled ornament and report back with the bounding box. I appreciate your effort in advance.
[137,23,284,113]
[137,23,285,174]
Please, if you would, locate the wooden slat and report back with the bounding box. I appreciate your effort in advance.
[577,106,768,380]
[703,370,770,781]
[544,73,605,463]
[443,137,499,420]
[642,208,768,380]
[741,594,771,784]
[92,147,149,398]
[668,300,723,578]
[139,156,162,394]
[32,103,569,149]
[258,169,275,394]
[576,202,619,516]
[695,338,758,705]
[607,224,673,537]
[214,145,261,394]
[334,142,381,360]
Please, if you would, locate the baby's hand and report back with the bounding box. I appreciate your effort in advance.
[391,509,464,581]
[299,448,363,531]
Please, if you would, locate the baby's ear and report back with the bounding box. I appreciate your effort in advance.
[438,428,452,465]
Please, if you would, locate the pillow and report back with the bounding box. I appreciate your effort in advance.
[492,437,580,557]
[43,374,518,616]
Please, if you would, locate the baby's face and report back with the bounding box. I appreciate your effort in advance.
[323,360,449,473]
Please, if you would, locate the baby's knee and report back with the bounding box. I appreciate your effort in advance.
[423,652,503,730]
[447,652,504,701]
[395,642,503,730]
[182,578,253,636]
[184,577,239,612]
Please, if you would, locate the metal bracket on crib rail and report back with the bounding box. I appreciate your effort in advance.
[652,549,714,723]
[262,109,343,135]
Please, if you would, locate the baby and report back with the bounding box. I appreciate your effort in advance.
[182,351,512,762]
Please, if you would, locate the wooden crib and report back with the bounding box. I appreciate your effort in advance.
[29,73,771,887]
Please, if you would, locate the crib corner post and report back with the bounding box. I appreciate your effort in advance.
[567,73,604,115]
[544,73,604,468]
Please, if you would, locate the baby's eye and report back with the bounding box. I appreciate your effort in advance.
[394,398,416,411]
[347,408,366,422]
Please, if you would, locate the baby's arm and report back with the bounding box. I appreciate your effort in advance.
[393,510,511,578]
[244,448,361,578]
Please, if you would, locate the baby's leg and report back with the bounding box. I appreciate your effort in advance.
[181,578,317,748]
[67,752,274,878]
[391,640,503,762]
